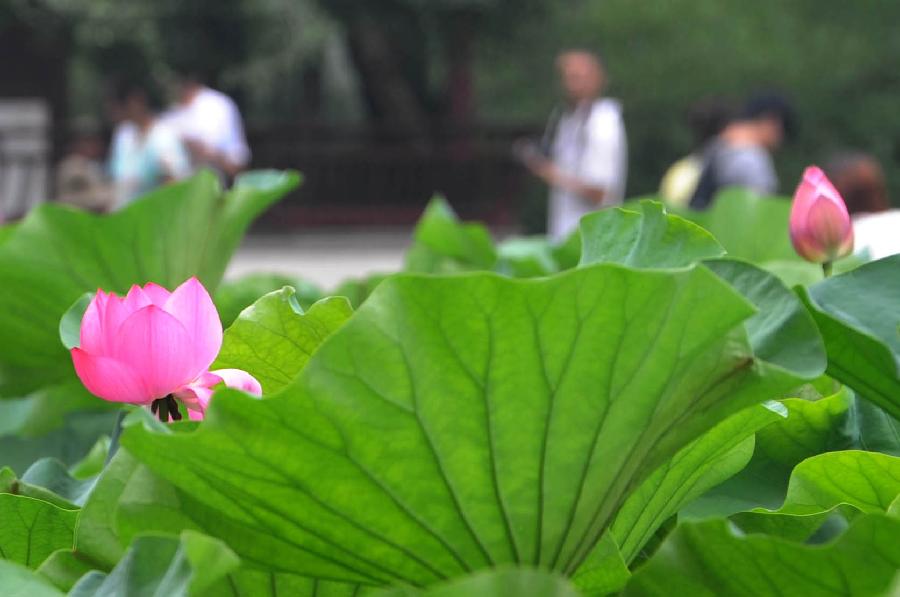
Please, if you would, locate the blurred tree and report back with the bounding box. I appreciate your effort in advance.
[318,0,547,130]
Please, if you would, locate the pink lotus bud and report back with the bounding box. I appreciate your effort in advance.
[70,277,261,421]
[789,166,854,263]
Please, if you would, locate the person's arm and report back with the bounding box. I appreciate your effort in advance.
[526,159,606,204]
[190,100,250,177]
[156,126,192,184]
[183,138,243,178]
[520,105,625,206]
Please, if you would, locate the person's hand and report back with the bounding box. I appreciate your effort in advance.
[512,139,545,169]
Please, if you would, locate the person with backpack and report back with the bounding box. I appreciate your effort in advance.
[689,92,796,209]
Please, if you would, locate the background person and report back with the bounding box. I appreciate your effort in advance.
[164,68,251,179]
[825,151,899,259]
[108,78,192,206]
[516,50,627,240]
[659,96,735,208]
[689,92,796,209]
[55,120,114,212]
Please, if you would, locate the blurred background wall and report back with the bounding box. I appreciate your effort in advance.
[2,0,898,230]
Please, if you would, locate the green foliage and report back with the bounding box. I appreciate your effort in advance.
[847,396,900,456]
[36,550,97,592]
[0,170,299,398]
[569,533,630,596]
[0,494,77,568]
[625,514,900,596]
[214,272,324,329]
[7,186,900,594]
[213,290,352,394]
[6,458,97,508]
[579,201,724,268]
[68,532,240,597]
[0,400,117,477]
[0,559,62,597]
[122,263,821,585]
[73,450,150,569]
[402,196,579,281]
[676,189,797,263]
[732,451,900,540]
[333,272,391,309]
[68,436,111,480]
[58,293,93,351]
[754,388,853,467]
[495,237,560,277]
[371,567,581,597]
[608,404,784,565]
[801,254,900,419]
[405,197,498,273]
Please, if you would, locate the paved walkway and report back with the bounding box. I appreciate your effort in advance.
[226,229,413,290]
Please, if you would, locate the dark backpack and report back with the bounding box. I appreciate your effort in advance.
[689,145,721,210]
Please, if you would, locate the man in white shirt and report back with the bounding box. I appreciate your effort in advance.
[519,50,628,240]
[165,73,251,178]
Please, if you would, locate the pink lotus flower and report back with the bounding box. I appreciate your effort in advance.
[70,277,261,422]
[789,166,854,264]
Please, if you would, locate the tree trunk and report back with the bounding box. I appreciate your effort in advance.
[345,15,429,137]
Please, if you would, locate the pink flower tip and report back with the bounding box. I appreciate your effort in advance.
[789,166,854,264]
[69,277,261,422]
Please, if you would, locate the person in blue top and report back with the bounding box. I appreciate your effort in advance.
[108,77,191,207]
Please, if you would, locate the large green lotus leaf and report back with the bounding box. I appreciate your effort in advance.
[371,568,580,597]
[0,169,299,397]
[731,450,900,541]
[74,450,147,568]
[0,378,117,477]
[677,455,792,522]
[754,388,853,468]
[67,532,240,597]
[0,494,77,568]
[209,568,363,596]
[493,232,582,278]
[550,229,582,271]
[68,436,111,480]
[760,259,824,287]
[404,196,497,272]
[570,533,630,597]
[800,254,900,419]
[41,450,199,588]
[333,272,391,309]
[624,514,900,597]
[0,381,115,440]
[71,447,366,596]
[0,220,18,245]
[847,396,900,456]
[0,409,117,479]
[703,259,825,378]
[214,272,324,328]
[0,458,98,509]
[0,559,63,597]
[212,290,352,394]
[579,201,724,268]
[678,385,854,522]
[495,237,560,277]
[123,263,823,586]
[36,549,97,592]
[608,403,784,565]
[678,188,797,263]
